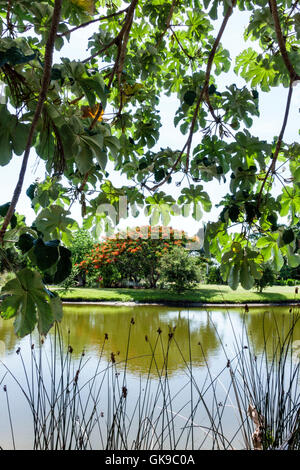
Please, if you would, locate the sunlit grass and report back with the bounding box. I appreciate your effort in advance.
[53,284,299,305]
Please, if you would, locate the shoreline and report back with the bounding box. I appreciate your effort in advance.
[62,300,300,308]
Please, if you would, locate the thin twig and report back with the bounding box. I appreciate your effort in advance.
[157,0,177,45]
[57,8,129,38]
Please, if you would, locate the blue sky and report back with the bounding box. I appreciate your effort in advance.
[0,7,298,236]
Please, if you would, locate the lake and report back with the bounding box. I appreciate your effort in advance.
[0,304,299,450]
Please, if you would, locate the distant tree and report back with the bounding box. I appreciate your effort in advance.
[69,228,94,286]
[255,264,276,293]
[158,246,202,293]
[78,226,198,288]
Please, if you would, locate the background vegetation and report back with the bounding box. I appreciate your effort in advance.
[0,0,299,336]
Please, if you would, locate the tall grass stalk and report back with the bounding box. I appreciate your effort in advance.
[0,309,299,450]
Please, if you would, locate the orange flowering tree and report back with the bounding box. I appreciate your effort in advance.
[77,226,198,288]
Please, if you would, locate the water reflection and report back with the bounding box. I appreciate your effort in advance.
[53,305,222,376]
[1,304,299,377]
[237,307,300,356]
[0,304,299,450]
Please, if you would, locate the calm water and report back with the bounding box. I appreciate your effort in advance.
[0,304,299,450]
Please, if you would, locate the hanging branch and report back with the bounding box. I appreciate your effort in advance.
[82,0,138,65]
[257,0,299,209]
[170,26,196,60]
[6,0,14,36]
[147,0,237,191]
[0,0,63,243]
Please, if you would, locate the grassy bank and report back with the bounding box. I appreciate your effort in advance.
[53,284,299,305]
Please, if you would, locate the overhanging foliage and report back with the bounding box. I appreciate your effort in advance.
[0,0,299,336]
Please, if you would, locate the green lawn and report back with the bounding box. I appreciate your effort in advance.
[53,284,300,305]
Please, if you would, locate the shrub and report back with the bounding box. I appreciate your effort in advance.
[206,265,224,285]
[158,246,201,293]
[78,226,199,288]
[62,229,95,287]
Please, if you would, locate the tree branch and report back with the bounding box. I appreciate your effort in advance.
[77,1,139,191]
[0,0,63,243]
[269,0,300,81]
[147,0,237,191]
[82,0,139,65]
[256,1,298,209]
[57,7,129,38]
[185,0,237,164]
[256,82,293,209]
[170,26,196,60]
[157,0,177,45]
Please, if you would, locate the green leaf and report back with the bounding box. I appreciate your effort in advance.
[26,183,38,201]
[183,90,196,106]
[11,123,30,155]
[256,237,271,248]
[75,144,93,173]
[104,136,120,159]
[287,246,300,268]
[79,78,96,107]
[282,228,294,245]
[208,84,217,95]
[228,264,240,290]
[0,132,12,166]
[0,268,57,337]
[17,233,35,253]
[49,293,63,322]
[154,168,165,182]
[34,205,76,240]
[33,238,60,271]
[0,47,36,67]
[81,133,104,153]
[240,260,254,290]
[0,202,17,228]
[95,151,107,170]
[271,245,284,271]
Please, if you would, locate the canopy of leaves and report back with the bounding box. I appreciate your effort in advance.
[0,0,299,334]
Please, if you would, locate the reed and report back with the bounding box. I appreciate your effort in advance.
[0,309,299,450]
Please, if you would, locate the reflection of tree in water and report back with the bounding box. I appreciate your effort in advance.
[5,304,297,376]
[237,307,300,359]
[0,318,21,356]
[54,305,221,377]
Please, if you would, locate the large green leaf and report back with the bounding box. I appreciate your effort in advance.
[0,132,12,166]
[33,238,60,271]
[0,202,17,228]
[228,264,240,290]
[0,268,62,337]
[11,123,30,155]
[240,260,255,290]
[53,246,72,284]
[34,205,76,240]
[17,233,35,253]
[0,46,36,67]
